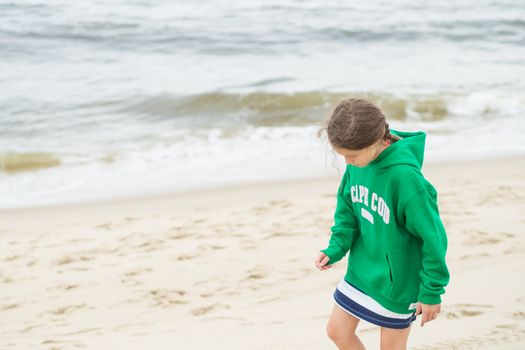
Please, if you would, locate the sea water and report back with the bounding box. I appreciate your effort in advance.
[1,0,524,207]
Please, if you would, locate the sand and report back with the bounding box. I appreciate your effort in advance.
[1,156,524,349]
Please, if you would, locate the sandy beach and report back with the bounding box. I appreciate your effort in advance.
[1,156,524,349]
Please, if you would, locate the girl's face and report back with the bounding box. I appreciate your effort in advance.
[334,138,390,167]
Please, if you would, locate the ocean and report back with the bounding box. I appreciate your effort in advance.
[1,0,525,208]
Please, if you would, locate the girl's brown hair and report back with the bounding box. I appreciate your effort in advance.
[318,97,399,150]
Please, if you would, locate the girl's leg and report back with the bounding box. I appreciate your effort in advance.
[379,324,412,350]
[326,304,366,350]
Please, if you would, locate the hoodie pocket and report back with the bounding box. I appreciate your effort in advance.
[385,253,394,293]
[381,251,394,296]
[348,241,394,296]
[387,250,421,302]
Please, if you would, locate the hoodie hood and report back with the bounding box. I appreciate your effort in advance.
[367,129,426,170]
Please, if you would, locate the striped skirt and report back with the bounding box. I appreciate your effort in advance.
[333,278,417,329]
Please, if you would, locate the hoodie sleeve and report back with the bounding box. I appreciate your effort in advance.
[404,186,450,305]
[320,170,360,264]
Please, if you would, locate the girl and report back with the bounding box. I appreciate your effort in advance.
[315,98,450,350]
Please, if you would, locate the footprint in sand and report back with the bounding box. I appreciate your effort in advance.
[477,185,522,205]
[19,324,43,333]
[459,252,491,260]
[174,254,197,261]
[251,205,270,214]
[148,288,188,307]
[95,217,138,230]
[64,327,102,336]
[412,322,525,350]
[1,302,21,311]
[54,254,94,266]
[120,267,152,286]
[263,230,293,240]
[55,256,75,265]
[238,239,257,250]
[1,276,14,284]
[26,259,38,267]
[66,238,94,244]
[123,267,152,277]
[269,199,294,209]
[256,296,281,304]
[4,254,20,262]
[462,229,514,246]
[166,228,191,240]
[48,284,79,292]
[190,303,230,316]
[196,243,227,253]
[443,303,492,319]
[503,243,525,255]
[511,311,525,320]
[47,304,89,316]
[251,200,293,214]
[134,239,165,252]
[193,217,208,224]
[244,265,268,281]
[95,222,115,230]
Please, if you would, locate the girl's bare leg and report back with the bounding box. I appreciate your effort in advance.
[326,304,366,350]
[379,324,412,350]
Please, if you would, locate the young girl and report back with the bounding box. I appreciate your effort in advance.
[315,97,450,350]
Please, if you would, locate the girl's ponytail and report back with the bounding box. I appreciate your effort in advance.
[384,122,400,143]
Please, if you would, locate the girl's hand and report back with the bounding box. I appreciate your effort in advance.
[315,252,332,271]
[415,302,441,327]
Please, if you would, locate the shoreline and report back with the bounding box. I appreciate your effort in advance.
[2,154,524,214]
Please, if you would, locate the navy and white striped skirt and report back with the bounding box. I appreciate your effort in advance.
[333,278,417,329]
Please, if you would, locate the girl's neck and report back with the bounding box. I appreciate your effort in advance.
[370,139,391,162]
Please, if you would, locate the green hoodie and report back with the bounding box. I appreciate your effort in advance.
[321,130,450,314]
